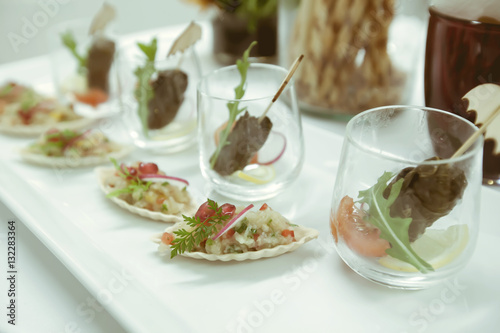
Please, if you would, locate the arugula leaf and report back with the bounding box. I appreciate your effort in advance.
[169,199,231,258]
[137,38,157,62]
[210,41,256,169]
[134,37,158,137]
[358,172,434,274]
[60,30,87,75]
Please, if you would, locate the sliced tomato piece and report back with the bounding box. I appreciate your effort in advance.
[74,88,108,107]
[223,229,236,239]
[194,201,216,225]
[139,162,159,175]
[220,203,236,218]
[161,232,174,245]
[335,196,390,257]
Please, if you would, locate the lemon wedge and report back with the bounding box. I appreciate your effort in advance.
[379,224,469,272]
[235,165,276,185]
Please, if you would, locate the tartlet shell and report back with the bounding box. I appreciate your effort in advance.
[0,117,95,136]
[152,223,320,261]
[95,167,198,223]
[20,145,134,168]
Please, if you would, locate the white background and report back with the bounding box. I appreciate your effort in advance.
[0,0,207,64]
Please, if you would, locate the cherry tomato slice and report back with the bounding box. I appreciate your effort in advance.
[335,196,390,257]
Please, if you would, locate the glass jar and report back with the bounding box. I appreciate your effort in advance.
[279,0,425,117]
[211,1,278,64]
[424,0,500,185]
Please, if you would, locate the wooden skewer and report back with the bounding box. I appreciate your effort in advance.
[258,54,304,123]
[451,105,500,158]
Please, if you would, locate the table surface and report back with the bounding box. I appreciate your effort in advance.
[0,23,498,333]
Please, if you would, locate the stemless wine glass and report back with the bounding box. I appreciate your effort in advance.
[330,106,483,289]
[197,64,304,201]
[117,39,201,153]
[49,18,120,118]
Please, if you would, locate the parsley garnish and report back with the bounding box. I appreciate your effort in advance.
[170,199,231,258]
[210,41,256,169]
[162,203,168,212]
[106,158,152,198]
[60,30,87,75]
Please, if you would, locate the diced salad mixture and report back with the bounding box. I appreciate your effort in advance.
[161,200,297,257]
[27,128,121,157]
[104,160,192,215]
[0,82,80,126]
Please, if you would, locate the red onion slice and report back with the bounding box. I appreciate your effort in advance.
[62,129,92,151]
[258,131,287,166]
[212,204,254,240]
[139,174,189,186]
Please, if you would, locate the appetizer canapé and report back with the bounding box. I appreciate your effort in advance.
[21,128,132,167]
[0,82,90,135]
[154,199,319,261]
[96,159,196,222]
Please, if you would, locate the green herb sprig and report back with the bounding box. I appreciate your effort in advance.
[106,158,152,198]
[0,84,13,97]
[210,41,256,169]
[134,38,158,137]
[170,199,231,258]
[358,172,434,274]
[60,30,87,75]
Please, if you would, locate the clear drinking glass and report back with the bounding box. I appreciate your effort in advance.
[330,106,483,289]
[197,64,304,201]
[49,18,120,118]
[117,40,201,153]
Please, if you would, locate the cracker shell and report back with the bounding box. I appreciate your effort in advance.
[20,144,134,168]
[152,222,319,261]
[95,166,198,223]
[0,117,95,136]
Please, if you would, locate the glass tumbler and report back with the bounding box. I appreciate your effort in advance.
[330,106,483,289]
[49,18,120,118]
[118,39,201,153]
[197,64,304,201]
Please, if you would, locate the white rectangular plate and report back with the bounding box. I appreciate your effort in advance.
[1,24,499,333]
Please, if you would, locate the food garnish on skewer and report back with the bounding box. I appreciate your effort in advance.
[152,199,319,261]
[210,42,303,177]
[134,22,201,135]
[60,3,116,107]
[332,86,500,273]
[96,158,197,222]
